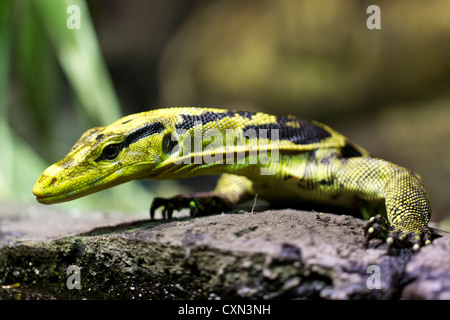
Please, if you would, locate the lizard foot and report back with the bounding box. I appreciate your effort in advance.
[150,193,231,220]
[364,214,432,252]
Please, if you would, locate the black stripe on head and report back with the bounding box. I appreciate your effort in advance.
[94,122,165,162]
[120,122,165,148]
[242,116,331,145]
[175,111,256,131]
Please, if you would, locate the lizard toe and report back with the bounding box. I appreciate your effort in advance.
[364,214,390,247]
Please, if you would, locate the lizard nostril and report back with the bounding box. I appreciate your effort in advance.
[49,177,57,186]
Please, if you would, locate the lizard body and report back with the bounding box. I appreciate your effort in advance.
[33,107,432,250]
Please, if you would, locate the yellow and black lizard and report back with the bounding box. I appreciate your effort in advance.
[32,107,432,251]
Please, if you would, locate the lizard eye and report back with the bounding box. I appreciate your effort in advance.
[101,144,120,160]
[162,133,178,154]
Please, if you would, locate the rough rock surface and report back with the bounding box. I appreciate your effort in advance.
[0,204,449,299]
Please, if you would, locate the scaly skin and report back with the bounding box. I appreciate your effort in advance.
[32,107,432,251]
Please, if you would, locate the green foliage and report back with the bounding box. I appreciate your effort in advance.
[0,0,150,213]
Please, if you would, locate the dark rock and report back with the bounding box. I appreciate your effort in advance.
[400,235,450,299]
[0,204,449,299]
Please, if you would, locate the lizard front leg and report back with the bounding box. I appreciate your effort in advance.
[150,192,232,219]
[364,170,432,250]
[336,157,432,251]
[150,174,254,219]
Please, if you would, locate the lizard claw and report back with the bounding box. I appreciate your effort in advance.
[364,214,390,247]
[150,194,231,220]
[364,214,432,253]
[150,197,181,219]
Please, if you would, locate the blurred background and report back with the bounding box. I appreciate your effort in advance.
[1,0,449,226]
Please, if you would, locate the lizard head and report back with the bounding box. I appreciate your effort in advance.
[32,112,171,204]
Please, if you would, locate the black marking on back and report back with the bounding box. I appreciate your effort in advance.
[340,142,363,158]
[175,111,256,131]
[243,116,331,145]
[319,178,334,186]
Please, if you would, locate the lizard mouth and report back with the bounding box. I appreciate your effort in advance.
[32,160,156,205]
[35,195,66,204]
[32,166,139,204]
[33,187,88,204]
[32,171,106,204]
